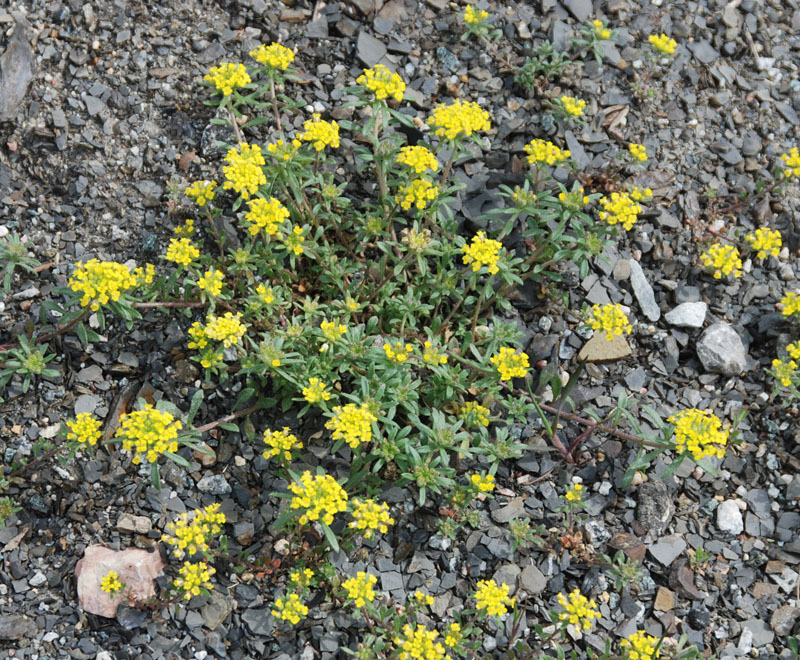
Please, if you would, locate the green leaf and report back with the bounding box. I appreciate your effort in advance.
[321,521,340,552]
[165,451,191,468]
[150,463,162,490]
[219,422,239,432]
[187,389,204,426]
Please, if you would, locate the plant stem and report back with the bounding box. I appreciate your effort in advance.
[537,403,664,448]
[194,402,262,434]
[372,106,388,199]
[0,308,91,353]
[269,76,282,132]
[6,446,62,480]
[228,107,244,145]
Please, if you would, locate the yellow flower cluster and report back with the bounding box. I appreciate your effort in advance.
[173,218,195,237]
[789,342,800,360]
[204,312,246,347]
[474,579,516,617]
[471,473,495,492]
[428,100,491,140]
[593,19,611,40]
[422,340,448,366]
[462,231,502,275]
[490,347,530,381]
[649,33,677,55]
[414,590,434,607]
[223,143,266,199]
[461,401,489,427]
[290,568,314,588]
[321,320,347,342]
[394,624,447,660]
[66,413,102,446]
[165,237,200,267]
[587,303,632,341]
[745,227,782,259]
[173,561,215,600]
[383,340,413,363]
[565,483,583,502]
[628,143,647,162]
[772,358,797,387]
[781,147,800,178]
[289,471,348,525]
[100,571,123,596]
[561,95,586,117]
[356,64,405,101]
[396,178,439,211]
[396,146,439,174]
[267,138,301,162]
[245,197,289,236]
[300,114,340,151]
[464,5,488,24]
[325,403,377,449]
[444,623,462,647]
[262,427,303,461]
[782,291,800,317]
[115,404,182,465]
[283,225,306,255]
[524,139,571,166]
[197,268,225,296]
[256,284,275,305]
[249,42,294,70]
[629,186,652,202]
[558,188,590,209]
[303,377,332,404]
[185,180,217,207]
[700,243,742,279]
[204,62,251,96]
[667,408,728,460]
[557,589,600,630]
[349,499,395,539]
[343,572,377,607]
[621,630,661,660]
[162,503,226,559]
[598,192,641,231]
[272,593,308,624]
[69,259,139,311]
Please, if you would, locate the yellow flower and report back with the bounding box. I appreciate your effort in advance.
[745,227,782,259]
[383,340,413,363]
[593,19,611,40]
[461,401,489,427]
[464,5,488,25]
[321,320,347,342]
[204,62,251,96]
[558,187,590,210]
[349,499,394,539]
[396,178,439,211]
[115,404,182,465]
[325,403,377,449]
[628,143,647,162]
[471,473,495,492]
[173,218,195,237]
[69,259,139,311]
[223,143,266,199]
[356,64,405,101]
[173,561,215,600]
[66,413,102,446]
[185,180,217,207]
[561,95,586,117]
[564,483,583,502]
[165,237,200,267]
[100,571,123,596]
[787,341,800,361]
[772,359,797,388]
[629,186,652,202]
[474,579,515,617]
[598,192,642,231]
[288,471,348,526]
[299,113,340,151]
[283,225,306,255]
[394,624,447,660]
[396,146,439,174]
[290,568,314,588]
[342,572,377,608]
[557,589,600,630]
[187,321,209,350]
[245,197,289,236]
[422,340,448,366]
[161,503,226,559]
[621,630,661,660]
[781,147,800,178]
[249,42,294,70]
[700,243,742,279]
[303,377,332,404]
[490,347,530,381]
[256,283,275,304]
[267,138,302,162]
[197,268,225,296]
[586,303,632,341]
[204,311,246,347]
[428,99,491,140]
[668,408,728,461]
[444,623,462,647]
[413,590,434,607]
[272,593,308,625]
[648,33,677,55]
[782,291,800,317]
[462,231,502,275]
[263,427,303,461]
[524,139,571,166]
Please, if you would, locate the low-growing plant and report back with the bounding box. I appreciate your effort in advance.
[0,231,41,293]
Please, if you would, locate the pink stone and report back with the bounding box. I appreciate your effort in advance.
[74,544,164,618]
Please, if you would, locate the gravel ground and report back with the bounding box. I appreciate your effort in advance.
[1,0,800,658]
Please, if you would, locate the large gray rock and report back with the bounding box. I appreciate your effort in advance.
[696,323,748,375]
[717,500,744,535]
[665,302,707,328]
[629,260,660,321]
